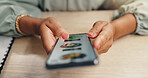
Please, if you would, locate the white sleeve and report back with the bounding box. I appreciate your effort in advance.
[118,0,148,35]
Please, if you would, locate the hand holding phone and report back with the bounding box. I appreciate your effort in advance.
[46,33,99,69]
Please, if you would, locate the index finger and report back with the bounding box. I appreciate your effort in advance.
[93,27,111,50]
[44,17,69,40]
[40,24,56,54]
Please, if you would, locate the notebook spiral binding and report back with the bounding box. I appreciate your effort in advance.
[0,37,15,73]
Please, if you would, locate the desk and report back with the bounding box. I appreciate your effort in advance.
[1,11,148,78]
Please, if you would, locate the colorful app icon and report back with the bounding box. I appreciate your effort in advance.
[64,39,80,42]
[63,48,81,51]
[69,36,80,40]
[60,43,82,48]
[62,53,86,60]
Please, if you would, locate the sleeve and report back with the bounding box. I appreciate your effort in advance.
[117,0,148,35]
[0,0,41,37]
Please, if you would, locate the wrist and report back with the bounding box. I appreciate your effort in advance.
[111,20,119,40]
[16,15,29,35]
[111,14,137,40]
[111,22,116,40]
[19,16,44,35]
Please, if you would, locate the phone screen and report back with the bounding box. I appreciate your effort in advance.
[46,33,98,69]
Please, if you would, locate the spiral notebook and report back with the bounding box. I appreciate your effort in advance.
[0,36,14,73]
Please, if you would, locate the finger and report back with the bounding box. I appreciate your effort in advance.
[87,21,108,38]
[45,17,69,40]
[98,49,109,55]
[97,39,113,54]
[99,38,113,51]
[93,26,112,50]
[40,24,56,54]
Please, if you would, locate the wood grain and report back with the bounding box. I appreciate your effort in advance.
[1,11,148,78]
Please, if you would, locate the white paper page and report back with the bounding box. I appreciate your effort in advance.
[0,36,13,70]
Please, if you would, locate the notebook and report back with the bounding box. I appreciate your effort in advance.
[0,36,14,73]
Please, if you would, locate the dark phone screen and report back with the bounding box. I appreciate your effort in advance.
[46,33,98,65]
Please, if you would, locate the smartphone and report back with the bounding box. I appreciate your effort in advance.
[46,33,99,69]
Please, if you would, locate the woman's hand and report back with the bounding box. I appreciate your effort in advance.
[87,14,137,54]
[39,17,69,54]
[19,14,136,55]
[19,16,69,54]
[87,21,115,54]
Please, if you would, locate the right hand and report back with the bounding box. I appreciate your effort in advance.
[87,21,115,54]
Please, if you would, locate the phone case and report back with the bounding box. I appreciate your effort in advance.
[46,33,99,69]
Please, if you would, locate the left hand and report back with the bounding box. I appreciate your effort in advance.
[87,21,115,54]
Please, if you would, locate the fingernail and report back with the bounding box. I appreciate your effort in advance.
[61,33,69,40]
[87,32,95,38]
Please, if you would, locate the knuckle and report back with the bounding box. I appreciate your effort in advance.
[55,28,63,36]
[44,17,58,25]
[98,37,104,45]
[92,28,99,34]
[105,32,111,40]
[42,20,50,26]
[95,21,108,25]
[102,30,112,41]
[46,17,56,21]
[104,49,109,53]
[98,49,108,54]
[93,21,102,27]
[107,40,113,48]
[100,34,108,42]
[93,42,98,48]
[107,22,112,26]
[93,21,109,30]
[104,50,108,53]
[100,35,105,41]
[40,24,45,30]
[108,43,112,48]
[55,26,62,32]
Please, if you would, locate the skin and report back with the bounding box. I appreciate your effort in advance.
[87,14,137,54]
[19,14,137,54]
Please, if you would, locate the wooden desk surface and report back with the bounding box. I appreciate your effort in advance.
[1,11,148,78]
